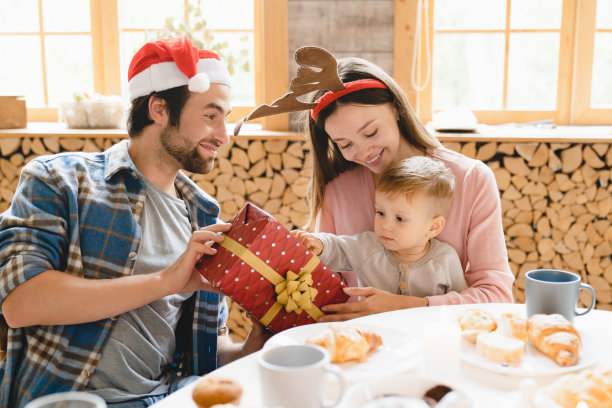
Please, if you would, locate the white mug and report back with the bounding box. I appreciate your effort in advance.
[258,344,345,408]
[24,392,106,408]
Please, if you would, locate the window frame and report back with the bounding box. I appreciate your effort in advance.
[572,0,612,124]
[23,0,288,129]
[394,0,611,125]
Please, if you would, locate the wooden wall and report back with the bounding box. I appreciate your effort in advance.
[288,0,395,74]
[1,136,610,340]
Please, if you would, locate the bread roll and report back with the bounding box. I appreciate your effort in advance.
[500,312,527,343]
[192,376,242,408]
[457,309,497,343]
[306,325,383,363]
[527,314,581,367]
[476,331,525,365]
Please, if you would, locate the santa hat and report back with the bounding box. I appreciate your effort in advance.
[127,36,231,101]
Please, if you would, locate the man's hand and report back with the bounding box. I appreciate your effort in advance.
[290,230,323,256]
[161,223,231,296]
[318,287,428,322]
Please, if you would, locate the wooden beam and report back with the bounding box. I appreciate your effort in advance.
[258,0,288,131]
[90,0,121,96]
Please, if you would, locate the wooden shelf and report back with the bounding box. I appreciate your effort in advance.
[1,122,611,143]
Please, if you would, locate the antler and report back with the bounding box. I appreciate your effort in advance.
[233,46,345,136]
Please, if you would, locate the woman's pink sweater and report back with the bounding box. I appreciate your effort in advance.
[315,147,514,306]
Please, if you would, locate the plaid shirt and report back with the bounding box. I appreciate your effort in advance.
[0,140,227,407]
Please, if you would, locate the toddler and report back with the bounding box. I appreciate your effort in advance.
[294,156,467,297]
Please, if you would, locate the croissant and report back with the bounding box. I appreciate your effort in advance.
[545,367,612,408]
[306,325,383,363]
[527,314,582,367]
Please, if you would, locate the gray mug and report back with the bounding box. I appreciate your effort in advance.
[525,269,596,323]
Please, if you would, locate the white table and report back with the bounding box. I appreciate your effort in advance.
[151,303,612,407]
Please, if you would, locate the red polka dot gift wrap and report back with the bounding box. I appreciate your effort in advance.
[196,203,349,333]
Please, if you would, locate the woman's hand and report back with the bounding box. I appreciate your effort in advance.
[242,317,273,355]
[318,287,428,322]
[290,230,324,256]
[161,222,232,295]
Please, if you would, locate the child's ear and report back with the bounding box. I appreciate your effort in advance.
[428,215,445,238]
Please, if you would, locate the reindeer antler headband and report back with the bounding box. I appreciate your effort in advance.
[233,46,387,136]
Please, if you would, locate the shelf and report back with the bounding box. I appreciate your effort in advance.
[1,122,611,143]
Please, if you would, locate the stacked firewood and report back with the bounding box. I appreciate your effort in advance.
[444,141,611,309]
[188,138,312,229]
[1,136,611,339]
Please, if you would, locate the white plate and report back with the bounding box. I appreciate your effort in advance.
[264,322,420,384]
[342,373,474,408]
[460,330,600,376]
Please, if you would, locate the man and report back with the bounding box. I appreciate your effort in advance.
[0,37,267,407]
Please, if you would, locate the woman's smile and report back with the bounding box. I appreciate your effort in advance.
[364,149,383,165]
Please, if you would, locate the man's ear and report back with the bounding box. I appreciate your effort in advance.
[148,94,167,125]
[428,215,446,238]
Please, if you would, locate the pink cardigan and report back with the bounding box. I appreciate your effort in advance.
[315,147,514,306]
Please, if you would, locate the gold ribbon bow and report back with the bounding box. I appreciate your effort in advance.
[219,234,324,326]
[275,270,319,314]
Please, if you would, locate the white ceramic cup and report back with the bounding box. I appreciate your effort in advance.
[24,392,106,408]
[258,344,345,408]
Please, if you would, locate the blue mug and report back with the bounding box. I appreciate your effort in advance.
[525,269,596,323]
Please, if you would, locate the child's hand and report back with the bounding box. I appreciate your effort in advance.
[290,230,324,256]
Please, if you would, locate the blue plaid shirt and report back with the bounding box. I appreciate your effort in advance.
[0,140,228,407]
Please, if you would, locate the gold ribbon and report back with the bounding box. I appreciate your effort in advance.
[219,234,324,326]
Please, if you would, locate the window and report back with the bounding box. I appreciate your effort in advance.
[0,0,95,122]
[394,0,612,125]
[0,0,288,127]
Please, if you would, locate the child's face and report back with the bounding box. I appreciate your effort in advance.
[374,191,434,252]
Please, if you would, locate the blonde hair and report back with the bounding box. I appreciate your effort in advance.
[304,57,441,230]
[376,156,455,217]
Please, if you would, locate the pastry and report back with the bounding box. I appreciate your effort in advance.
[306,324,383,363]
[192,375,242,408]
[500,312,528,343]
[527,314,581,367]
[457,309,497,343]
[544,367,612,408]
[475,331,525,365]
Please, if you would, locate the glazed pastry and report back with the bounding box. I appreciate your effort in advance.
[457,309,497,343]
[192,376,242,408]
[544,367,612,408]
[306,325,383,363]
[476,331,525,365]
[527,314,581,367]
[500,312,528,343]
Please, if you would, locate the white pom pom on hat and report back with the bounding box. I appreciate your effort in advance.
[127,36,231,101]
[188,73,211,93]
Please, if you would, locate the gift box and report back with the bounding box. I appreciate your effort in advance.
[196,203,349,333]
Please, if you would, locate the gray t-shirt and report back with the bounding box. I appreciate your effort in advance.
[317,231,468,297]
[87,177,193,402]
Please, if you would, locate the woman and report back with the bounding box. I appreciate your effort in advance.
[300,57,514,321]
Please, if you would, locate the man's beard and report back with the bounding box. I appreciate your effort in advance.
[160,123,215,174]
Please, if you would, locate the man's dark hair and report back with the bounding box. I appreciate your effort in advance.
[126,86,191,137]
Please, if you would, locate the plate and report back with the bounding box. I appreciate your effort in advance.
[460,330,600,376]
[342,374,474,408]
[264,322,420,384]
